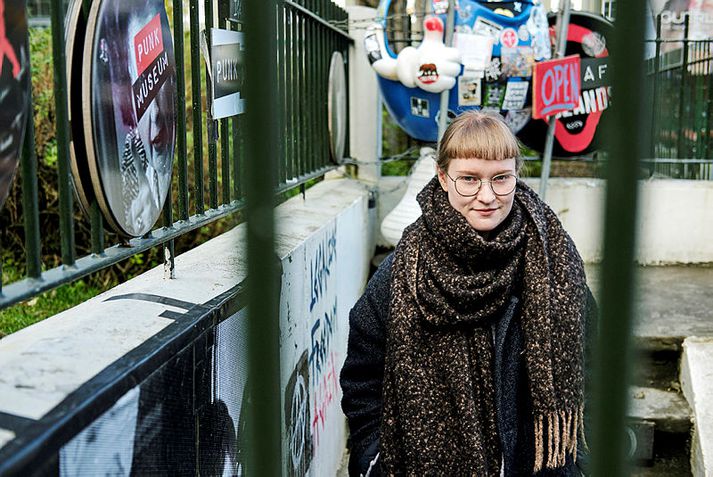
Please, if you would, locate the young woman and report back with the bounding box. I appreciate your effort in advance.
[340,111,594,476]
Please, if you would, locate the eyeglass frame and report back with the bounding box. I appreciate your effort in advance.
[440,168,518,197]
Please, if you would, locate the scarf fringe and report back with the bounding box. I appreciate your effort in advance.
[533,406,584,473]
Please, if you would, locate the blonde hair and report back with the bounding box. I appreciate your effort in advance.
[437,111,523,171]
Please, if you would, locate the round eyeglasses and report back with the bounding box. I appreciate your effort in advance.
[442,170,517,197]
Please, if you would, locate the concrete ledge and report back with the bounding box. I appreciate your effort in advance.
[681,337,713,477]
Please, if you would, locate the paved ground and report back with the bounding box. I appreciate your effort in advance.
[585,264,713,349]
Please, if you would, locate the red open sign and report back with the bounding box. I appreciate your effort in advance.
[532,55,581,120]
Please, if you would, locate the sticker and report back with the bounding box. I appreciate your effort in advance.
[458,75,482,106]
[527,5,552,61]
[432,0,449,14]
[502,81,529,110]
[364,29,382,64]
[484,83,505,109]
[411,97,430,118]
[474,16,503,44]
[505,108,532,133]
[417,63,439,85]
[514,2,523,12]
[485,58,502,81]
[457,3,475,23]
[518,24,530,42]
[500,28,518,49]
[582,32,606,57]
[453,32,493,71]
[493,8,514,18]
[501,46,534,77]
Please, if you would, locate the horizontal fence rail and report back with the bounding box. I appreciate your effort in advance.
[0,0,351,311]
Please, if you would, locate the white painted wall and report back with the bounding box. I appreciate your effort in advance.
[378,176,713,265]
[0,179,373,477]
[277,181,371,476]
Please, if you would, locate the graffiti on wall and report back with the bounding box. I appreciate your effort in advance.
[285,351,312,476]
[309,225,337,313]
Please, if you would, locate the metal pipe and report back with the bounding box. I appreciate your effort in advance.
[591,0,646,472]
[539,0,571,199]
[436,0,455,144]
[244,0,282,473]
[174,0,190,221]
[190,0,205,214]
[50,0,76,266]
[21,93,42,279]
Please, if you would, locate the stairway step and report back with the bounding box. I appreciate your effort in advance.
[628,386,692,434]
[585,265,713,352]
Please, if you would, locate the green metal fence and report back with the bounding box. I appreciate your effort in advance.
[647,15,713,179]
[0,0,350,311]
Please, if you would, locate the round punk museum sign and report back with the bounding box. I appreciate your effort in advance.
[83,0,177,237]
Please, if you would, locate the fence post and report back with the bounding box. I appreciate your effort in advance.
[245,0,282,474]
[591,0,646,473]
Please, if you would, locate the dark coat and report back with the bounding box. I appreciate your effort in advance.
[340,254,594,476]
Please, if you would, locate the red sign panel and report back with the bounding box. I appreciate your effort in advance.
[133,13,163,75]
[532,54,581,120]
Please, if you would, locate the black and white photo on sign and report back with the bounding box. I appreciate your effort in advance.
[502,81,529,111]
[458,74,483,107]
[87,0,176,237]
[59,387,140,476]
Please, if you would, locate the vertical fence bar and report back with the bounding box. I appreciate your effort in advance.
[50,0,76,266]
[206,0,219,209]
[650,16,661,166]
[285,5,295,182]
[218,0,230,203]
[221,119,230,204]
[677,18,689,159]
[21,97,42,279]
[244,0,281,473]
[174,0,190,221]
[276,2,286,185]
[190,0,205,214]
[298,12,306,179]
[232,115,241,200]
[591,0,646,471]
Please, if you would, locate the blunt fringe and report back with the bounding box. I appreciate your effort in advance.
[437,111,523,171]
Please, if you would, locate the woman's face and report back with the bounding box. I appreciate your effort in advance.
[437,157,517,232]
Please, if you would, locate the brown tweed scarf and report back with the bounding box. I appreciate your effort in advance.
[380,177,588,475]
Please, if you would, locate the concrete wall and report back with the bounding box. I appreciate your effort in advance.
[378,175,713,265]
[0,179,372,476]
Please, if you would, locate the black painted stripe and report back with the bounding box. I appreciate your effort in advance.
[104,293,197,310]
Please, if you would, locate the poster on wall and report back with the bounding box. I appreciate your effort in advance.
[210,28,245,120]
[83,0,177,237]
[649,0,713,51]
[212,308,249,476]
[0,0,30,212]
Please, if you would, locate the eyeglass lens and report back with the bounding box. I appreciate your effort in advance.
[455,175,516,196]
